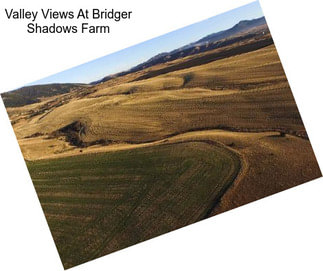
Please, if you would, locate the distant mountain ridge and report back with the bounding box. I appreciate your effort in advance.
[92,16,267,84]
[2,17,268,107]
[196,16,266,44]
[1,83,88,107]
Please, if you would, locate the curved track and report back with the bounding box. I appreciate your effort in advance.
[28,140,240,268]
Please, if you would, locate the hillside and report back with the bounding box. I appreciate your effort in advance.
[7,43,312,154]
[92,17,267,84]
[1,17,267,108]
[1,83,88,107]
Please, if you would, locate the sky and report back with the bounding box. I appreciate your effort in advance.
[30,1,263,86]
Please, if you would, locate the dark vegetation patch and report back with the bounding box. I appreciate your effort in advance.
[52,121,87,147]
[182,73,194,86]
[123,87,137,95]
[1,83,88,108]
[25,132,44,139]
[52,121,112,148]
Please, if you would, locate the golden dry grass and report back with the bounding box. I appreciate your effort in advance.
[9,45,306,148]
[7,42,320,211]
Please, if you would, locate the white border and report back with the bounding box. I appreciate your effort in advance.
[0,1,322,270]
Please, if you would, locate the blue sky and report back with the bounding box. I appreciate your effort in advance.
[30,1,263,86]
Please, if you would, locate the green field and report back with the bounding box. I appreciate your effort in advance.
[27,141,240,268]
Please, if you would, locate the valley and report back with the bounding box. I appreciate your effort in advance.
[2,16,321,269]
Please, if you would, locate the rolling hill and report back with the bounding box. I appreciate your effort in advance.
[92,17,268,84]
[1,83,88,107]
[2,17,268,108]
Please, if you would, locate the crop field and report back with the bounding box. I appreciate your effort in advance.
[28,141,240,268]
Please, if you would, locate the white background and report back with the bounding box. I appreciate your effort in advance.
[0,0,322,270]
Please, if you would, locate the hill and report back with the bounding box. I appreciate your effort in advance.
[1,17,267,107]
[92,17,267,84]
[196,16,266,44]
[1,83,88,107]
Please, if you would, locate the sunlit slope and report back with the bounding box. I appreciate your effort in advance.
[10,45,305,146]
[90,43,285,96]
[28,141,240,269]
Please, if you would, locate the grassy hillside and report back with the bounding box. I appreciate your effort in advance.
[8,45,306,148]
[1,83,88,107]
[28,141,240,268]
